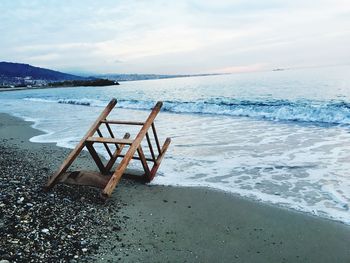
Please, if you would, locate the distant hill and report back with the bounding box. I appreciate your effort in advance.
[0,62,85,81]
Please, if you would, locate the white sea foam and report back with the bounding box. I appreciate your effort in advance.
[22,97,350,125]
[6,101,349,224]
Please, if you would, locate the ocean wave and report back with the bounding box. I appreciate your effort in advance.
[23,97,106,107]
[23,97,350,125]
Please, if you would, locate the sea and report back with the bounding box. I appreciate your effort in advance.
[1,65,350,224]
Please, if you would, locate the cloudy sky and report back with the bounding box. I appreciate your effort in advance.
[1,0,349,74]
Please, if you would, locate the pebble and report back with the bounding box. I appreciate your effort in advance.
[10,180,20,184]
[41,228,50,234]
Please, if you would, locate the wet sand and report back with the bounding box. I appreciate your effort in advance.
[0,113,349,262]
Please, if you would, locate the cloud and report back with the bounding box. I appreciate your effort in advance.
[0,0,349,74]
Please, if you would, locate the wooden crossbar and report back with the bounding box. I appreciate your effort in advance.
[86,137,134,145]
[44,98,171,200]
[116,154,154,162]
[101,120,145,125]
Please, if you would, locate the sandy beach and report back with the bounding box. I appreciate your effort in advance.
[1,112,350,262]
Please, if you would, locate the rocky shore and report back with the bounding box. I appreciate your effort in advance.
[0,140,130,262]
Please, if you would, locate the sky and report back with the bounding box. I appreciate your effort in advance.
[0,0,350,75]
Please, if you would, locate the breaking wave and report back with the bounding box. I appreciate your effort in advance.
[23,97,350,125]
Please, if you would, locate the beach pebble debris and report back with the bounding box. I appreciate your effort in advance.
[0,143,128,262]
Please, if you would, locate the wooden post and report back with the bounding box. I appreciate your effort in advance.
[101,102,163,198]
[146,132,156,162]
[44,98,117,190]
[137,146,151,178]
[148,137,171,181]
[152,123,162,154]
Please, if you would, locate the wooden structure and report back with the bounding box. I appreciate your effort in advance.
[44,98,171,199]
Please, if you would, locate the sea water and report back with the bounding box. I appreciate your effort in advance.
[1,66,350,224]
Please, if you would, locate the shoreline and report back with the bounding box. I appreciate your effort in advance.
[1,112,350,262]
[4,110,349,226]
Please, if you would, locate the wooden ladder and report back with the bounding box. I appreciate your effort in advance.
[44,98,171,199]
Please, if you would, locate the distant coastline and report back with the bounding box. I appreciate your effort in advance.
[48,78,119,87]
[0,61,224,91]
[0,79,120,92]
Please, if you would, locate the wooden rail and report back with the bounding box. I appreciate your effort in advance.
[86,137,134,145]
[101,120,145,125]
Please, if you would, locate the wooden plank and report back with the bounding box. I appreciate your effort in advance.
[146,132,156,162]
[105,133,130,172]
[102,101,163,198]
[148,137,171,181]
[116,154,154,162]
[152,123,161,154]
[57,171,111,189]
[96,128,113,158]
[137,146,151,178]
[44,98,118,190]
[86,137,134,145]
[101,120,145,125]
[85,142,107,174]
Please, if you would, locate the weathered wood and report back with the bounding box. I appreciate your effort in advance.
[105,133,130,172]
[148,137,171,181]
[102,102,163,198]
[146,132,156,162]
[104,122,119,150]
[44,98,117,190]
[85,142,107,174]
[45,98,171,198]
[152,123,161,154]
[97,128,113,158]
[137,146,151,178]
[101,120,145,125]
[86,137,134,145]
[116,154,154,162]
[57,171,111,189]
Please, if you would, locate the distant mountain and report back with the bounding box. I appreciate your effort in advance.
[0,62,85,81]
